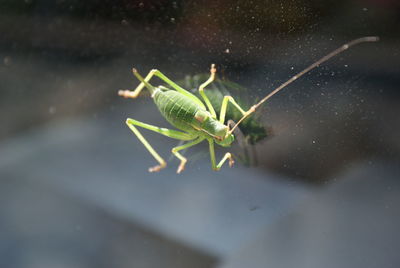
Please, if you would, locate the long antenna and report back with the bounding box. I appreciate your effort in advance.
[229,36,379,134]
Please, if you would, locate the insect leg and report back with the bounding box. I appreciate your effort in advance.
[128,69,206,109]
[118,68,157,99]
[198,64,217,118]
[126,118,196,172]
[226,120,254,166]
[172,137,205,174]
[126,118,195,140]
[219,96,247,123]
[207,138,234,171]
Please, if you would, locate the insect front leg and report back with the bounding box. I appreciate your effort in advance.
[172,137,204,174]
[207,139,234,171]
[219,96,247,123]
[226,119,254,166]
[125,118,196,172]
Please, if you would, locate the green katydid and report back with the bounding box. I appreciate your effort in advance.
[118,36,378,173]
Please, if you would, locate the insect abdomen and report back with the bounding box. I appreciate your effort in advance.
[153,90,203,133]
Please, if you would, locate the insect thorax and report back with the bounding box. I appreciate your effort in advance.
[193,110,230,140]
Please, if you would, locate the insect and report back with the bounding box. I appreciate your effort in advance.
[118,36,378,173]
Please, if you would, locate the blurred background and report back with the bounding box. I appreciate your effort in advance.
[0,0,399,267]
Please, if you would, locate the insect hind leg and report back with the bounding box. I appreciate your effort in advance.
[118,68,158,99]
[121,68,206,108]
[125,118,196,172]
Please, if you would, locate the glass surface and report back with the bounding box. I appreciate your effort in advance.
[1,1,399,267]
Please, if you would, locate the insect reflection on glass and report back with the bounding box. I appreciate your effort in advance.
[118,37,378,173]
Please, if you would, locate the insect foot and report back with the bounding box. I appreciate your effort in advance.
[228,153,235,167]
[118,90,138,99]
[148,163,166,173]
[177,159,187,174]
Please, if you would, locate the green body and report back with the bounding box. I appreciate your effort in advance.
[153,89,230,141]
